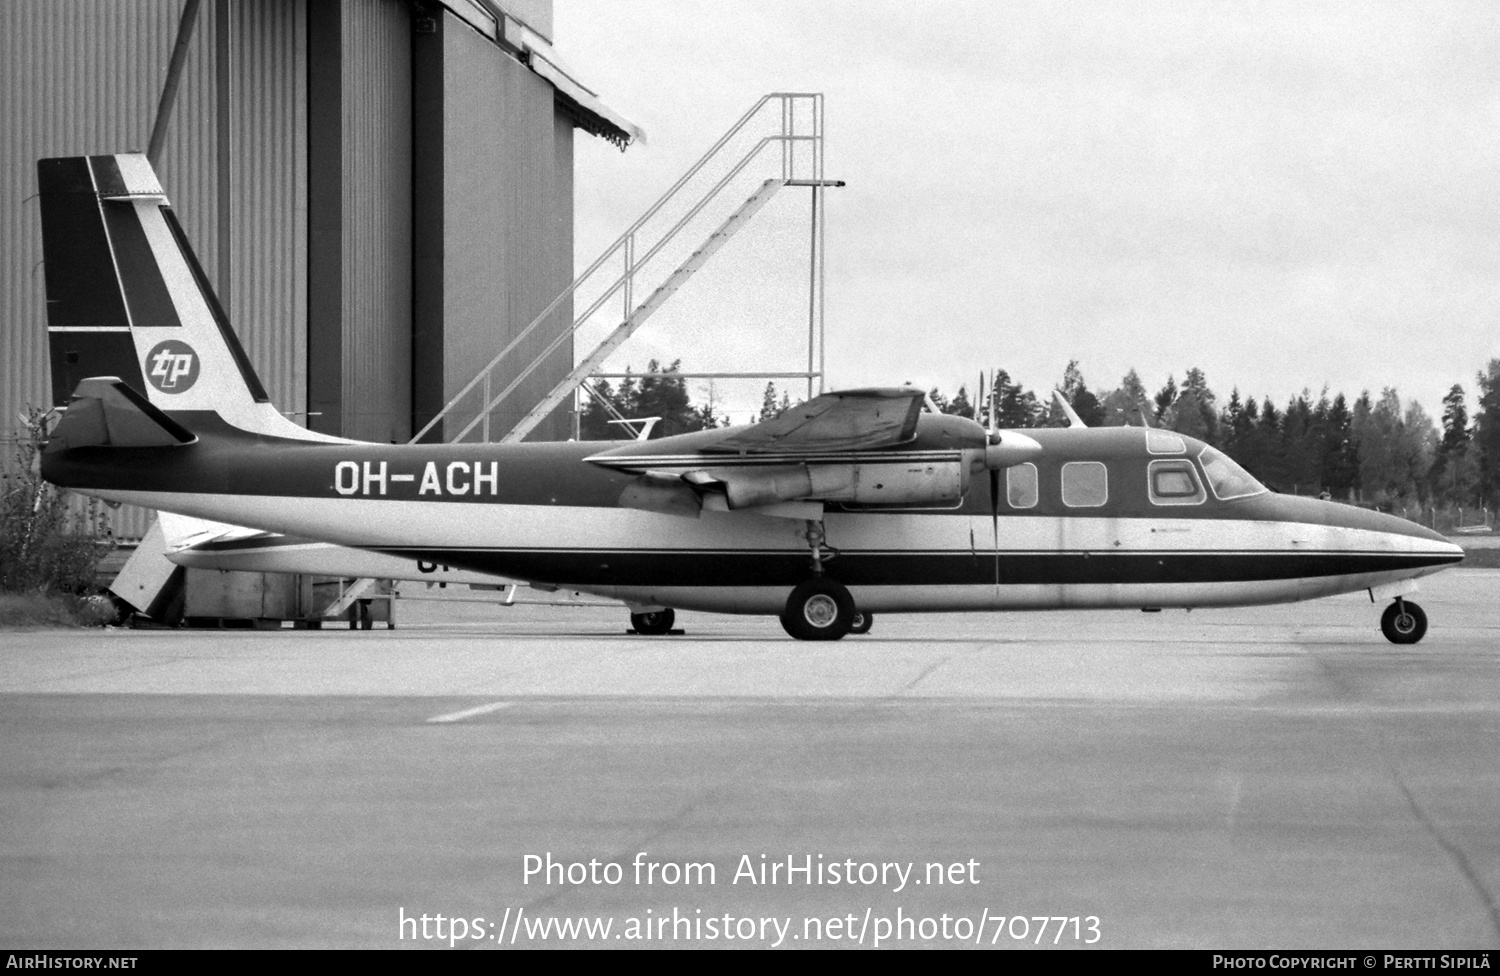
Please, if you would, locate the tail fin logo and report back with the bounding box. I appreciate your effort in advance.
[145,340,200,394]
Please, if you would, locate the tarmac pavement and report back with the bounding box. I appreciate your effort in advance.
[1,569,1497,948]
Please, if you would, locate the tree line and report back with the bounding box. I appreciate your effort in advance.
[578,359,1500,520]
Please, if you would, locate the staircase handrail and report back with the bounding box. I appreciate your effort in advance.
[409,93,822,444]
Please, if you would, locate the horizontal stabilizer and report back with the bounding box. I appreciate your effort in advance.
[157,511,269,554]
[46,377,197,451]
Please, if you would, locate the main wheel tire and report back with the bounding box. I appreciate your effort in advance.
[1380,600,1427,644]
[780,578,855,641]
[630,608,675,636]
[848,610,873,635]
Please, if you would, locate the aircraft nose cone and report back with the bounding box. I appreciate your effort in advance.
[1321,499,1465,563]
[1411,522,1465,556]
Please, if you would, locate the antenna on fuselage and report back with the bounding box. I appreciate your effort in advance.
[983,370,1001,587]
[607,417,661,441]
[1052,390,1086,428]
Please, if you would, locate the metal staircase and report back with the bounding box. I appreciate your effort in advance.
[410,93,841,445]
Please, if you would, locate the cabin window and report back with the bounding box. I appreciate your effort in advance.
[1006,463,1038,509]
[1061,461,1108,508]
[1147,459,1206,506]
[1145,429,1187,455]
[1198,446,1267,501]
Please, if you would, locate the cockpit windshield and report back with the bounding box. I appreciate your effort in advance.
[1197,446,1267,501]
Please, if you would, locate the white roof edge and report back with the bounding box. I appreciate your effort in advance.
[528,54,646,148]
[501,15,645,149]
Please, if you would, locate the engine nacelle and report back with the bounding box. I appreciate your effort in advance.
[704,461,968,509]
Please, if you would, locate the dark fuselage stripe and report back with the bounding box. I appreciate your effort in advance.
[367,548,1458,588]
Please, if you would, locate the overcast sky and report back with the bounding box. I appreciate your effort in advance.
[557,0,1499,423]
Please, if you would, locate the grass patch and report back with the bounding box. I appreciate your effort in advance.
[0,592,118,629]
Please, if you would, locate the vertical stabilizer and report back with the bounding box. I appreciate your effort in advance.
[37,154,343,442]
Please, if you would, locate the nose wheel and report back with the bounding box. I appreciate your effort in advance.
[629,608,676,635]
[1380,598,1427,644]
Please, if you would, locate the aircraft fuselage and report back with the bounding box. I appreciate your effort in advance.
[43,415,1461,616]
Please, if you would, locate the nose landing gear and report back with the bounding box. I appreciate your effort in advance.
[1380,597,1427,644]
[629,608,676,635]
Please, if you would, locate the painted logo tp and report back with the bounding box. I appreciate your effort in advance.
[145,340,199,393]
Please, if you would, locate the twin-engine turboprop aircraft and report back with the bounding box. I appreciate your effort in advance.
[36,154,1463,641]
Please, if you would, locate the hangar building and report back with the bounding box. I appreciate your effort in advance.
[1,0,640,539]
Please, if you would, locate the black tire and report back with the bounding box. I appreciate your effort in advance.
[848,610,873,635]
[780,578,855,641]
[1381,600,1427,644]
[630,608,675,635]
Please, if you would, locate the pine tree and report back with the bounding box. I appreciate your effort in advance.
[632,360,699,438]
[1430,384,1476,506]
[1322,392,1358,498]
[1281,391,1316,492]
[993,369,1041,428]
[1058,360,1104,427]
[1476,360,1500,509]
[759,382,781,421]
[579,379,621,440]
[1251,398,1285,489]
[1169,390,1209,440]
[1180,368,1219,444]
[1099,368,1151,427]
[1220,389,1247,456]
[1154,374,1177,422]
[945,385,974,419]
[1120,368,1148,405]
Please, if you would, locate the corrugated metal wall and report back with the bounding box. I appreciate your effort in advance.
[228,0,309,416]
[1,0,306,539]
[4,0,581,543]
[442,13,574,442]
[341,0,412,443]
[3,1,211,427]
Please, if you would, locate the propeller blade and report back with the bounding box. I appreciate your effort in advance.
[990,467,1001,587]
[988,370,998,435]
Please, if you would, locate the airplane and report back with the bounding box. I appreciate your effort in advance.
[146,385,678,622]
[36,153,1464,642]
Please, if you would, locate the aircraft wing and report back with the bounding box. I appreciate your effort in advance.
[704,388,924,454]
[586,388,971,518]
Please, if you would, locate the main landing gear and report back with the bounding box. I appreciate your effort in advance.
[781,577,857,641]
[778,519,867,641]
[1380,598,1427,644]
